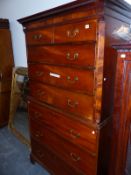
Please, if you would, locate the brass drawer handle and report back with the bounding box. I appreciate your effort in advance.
[70,152,80,162]
[67,99,79,108]
[67,76,79,83]
[33,34,43,40]
[67,28,79,38]
[66,53,79,60]
[35,71,44,77]
[69,129,80,139]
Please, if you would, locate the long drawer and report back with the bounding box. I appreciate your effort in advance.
[28,101,98,153]
[29,82,94,121]
[28,64,95,95]
[27,44,96,68]
[30,121,97,175]
[31,139,85,175]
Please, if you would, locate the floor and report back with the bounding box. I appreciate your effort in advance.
[14,109,29,140]
[0,127,50,175]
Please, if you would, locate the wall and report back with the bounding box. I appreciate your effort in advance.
[0,0,75,67]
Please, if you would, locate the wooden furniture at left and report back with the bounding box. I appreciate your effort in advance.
[0,19,14,127]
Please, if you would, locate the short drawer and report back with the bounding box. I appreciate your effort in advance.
[29,82,94,121]
[30,123,97,175]
[27,44,96,68]
[29,101,98,153]
[54,19,97,43]
[31,139,85,175]
[26,28,53,45]
[28,64,95,95]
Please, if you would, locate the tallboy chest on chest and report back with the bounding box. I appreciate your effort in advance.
[18,0,131,174]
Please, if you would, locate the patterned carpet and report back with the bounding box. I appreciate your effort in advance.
[0,127,50,175]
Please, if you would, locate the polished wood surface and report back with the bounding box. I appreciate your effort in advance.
[30,122,97,175]
[18,1,131,174]
[0,29,14,80]
[28,64,95,95]
[26,19,97,44]
[29,101,98,153]
[26,28,53,45]
[28,44,96,68]
[109,44,131,175]
[29,82,94,121]
[0,80,12,93]
[54,19,97,43]
[0,19,14,127]
[31,139,85,175]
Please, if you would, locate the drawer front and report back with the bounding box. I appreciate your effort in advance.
[28,64,95,95]
[26,28,53,45]
[31,139,85,175]
[28,44,96,68]
[54,20,97,43]
[29,101,98,153]
[30,122,97,175]
[29,82,94,121]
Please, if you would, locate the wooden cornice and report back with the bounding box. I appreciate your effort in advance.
[18,0,98,25]
[18,0,131,26]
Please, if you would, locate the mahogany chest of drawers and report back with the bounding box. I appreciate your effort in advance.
[18,1,131,174]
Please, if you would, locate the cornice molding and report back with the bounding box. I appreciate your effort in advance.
[18,0,131,25]
[18,0,97,25]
